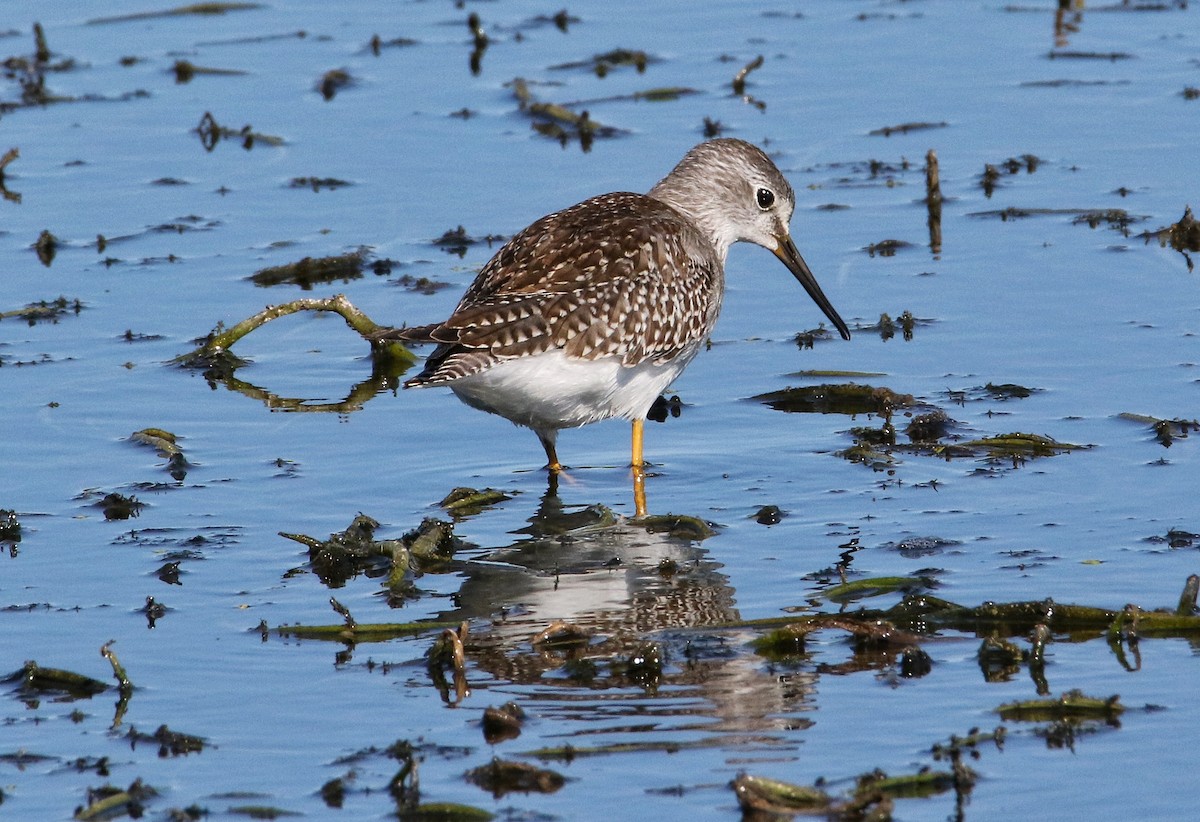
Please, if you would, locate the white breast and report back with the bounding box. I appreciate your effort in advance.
[445,347,700,432]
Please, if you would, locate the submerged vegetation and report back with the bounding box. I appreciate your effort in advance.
[754,380,1089,473]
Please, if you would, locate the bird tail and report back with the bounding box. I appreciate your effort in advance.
[369,323,440,344]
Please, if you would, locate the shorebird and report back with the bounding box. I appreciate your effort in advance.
[380,138,850,515]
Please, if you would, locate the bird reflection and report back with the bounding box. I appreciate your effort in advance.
[1054,0,1084,48]
[435,476,820,734]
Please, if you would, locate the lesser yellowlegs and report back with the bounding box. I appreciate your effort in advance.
[384,138,850,514]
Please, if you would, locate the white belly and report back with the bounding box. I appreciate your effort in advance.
[446,348,698,432]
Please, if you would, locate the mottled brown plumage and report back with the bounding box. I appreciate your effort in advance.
[379,138,850,485]
[403,192,722,383]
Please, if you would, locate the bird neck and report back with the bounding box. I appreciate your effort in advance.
[646,181,735,263]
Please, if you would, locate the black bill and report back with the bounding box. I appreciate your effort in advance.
[773,234,851,341]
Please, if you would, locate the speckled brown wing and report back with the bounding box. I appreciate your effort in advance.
[405,192,722,387]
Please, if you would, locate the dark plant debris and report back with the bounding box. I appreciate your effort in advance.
[142,596,166,629]
[1140,205,1200,271]
[550,48,653,76]
[280,513,466,592]
[1179,574,1199,615]
[440,487,514,519]
[753,383,916,416]
[732,772,834,816]
[508,77,626,151]
[368,34,420,55]
[724,55,763,110]
[755,380,1086,471]
[74,778,158,821]
[0,146,20,203]
[747,577,1200,657]
[1048,50,1133,60]
[753,504,783,525]
[794,324,846,348]
[948,433,1088,460]
[982,382,1038,400]
[482,701,525,744]
[33,229,57,265]
[433,225,506,257]
[573,86,701,106]
[1,23,152,111]
[621,641,664,689]
[880,535,961,558]
[510,564,1190,790]
[0,295,82,324]
[997,689,1123,724]
[1021,78,1130,88]
[731,54,763,97]
[1118,412,1199,447]
[1070,209,1144,233]
[88,3,262,25]
[466,758,565,798]
[979,154,1041,196]
[753,612,923,660]
[869,121,948,137]
[129,428,189,481]
[170,59,246,83]
[824,574,940,604]
[173,293,417,391]
[225,804,301,819]
[943,382,1041,404]
[858,310,921,341]
[248,249,366,288]
[639,513,716,541]
[864,239,914,257]
[100,640,133,698]
[390,272,453,294]
[969,206,1148,235]
[808,156,915,190]
[98,492,144,521]
[318,68,353,100]
[0,509,20,544]
[122,329,166,342]
[5,660,109,701]
[267,602,452,646]
[466,13,489,76]
[288,176,352,192]
[733,766,948,819]
[531,620,593,650]
[1145,529,1200,550]
[195,111,284,152]
[428,621,471,703]
[125,724,208,757]
[1,26,83,112]
[926,148,943,254]
[907,409,953,442]
[544,9,579,32]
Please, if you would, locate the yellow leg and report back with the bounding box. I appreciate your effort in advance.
[538,431,563,472]
[631,419,647,519]
[633,464,647,519]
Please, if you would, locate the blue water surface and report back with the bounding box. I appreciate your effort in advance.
[1,1,1197,819]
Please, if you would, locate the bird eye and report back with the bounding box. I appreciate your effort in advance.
[756,187,775,210]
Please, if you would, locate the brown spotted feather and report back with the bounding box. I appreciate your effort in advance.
[406,192,721,387]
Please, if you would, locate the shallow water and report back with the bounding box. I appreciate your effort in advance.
[2,1,1198,819]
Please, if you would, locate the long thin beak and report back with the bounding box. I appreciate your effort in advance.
[772,233,851,341]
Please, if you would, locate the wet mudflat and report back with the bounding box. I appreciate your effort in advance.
[1,1,1198,819]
